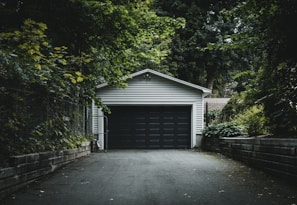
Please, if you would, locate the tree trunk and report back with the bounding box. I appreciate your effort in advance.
[206,72,215,91]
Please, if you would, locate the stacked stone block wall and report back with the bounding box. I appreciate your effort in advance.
[220,137,297,182]
[0,143,90,200]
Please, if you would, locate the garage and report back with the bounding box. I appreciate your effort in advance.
[92,69,211,150]
[107,106,191,149]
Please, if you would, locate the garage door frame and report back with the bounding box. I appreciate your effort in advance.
[106,105,193,149]
[100,102,196,150]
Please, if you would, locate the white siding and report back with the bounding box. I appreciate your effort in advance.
[92,100,99,134]
[196,97,204,134]
[97,75,202,104]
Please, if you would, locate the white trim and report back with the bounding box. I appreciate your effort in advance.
[201,98,205,132]
[98,109,104,151]
[97,103,196,149]
[191,103,197,148]
[94,69,211,148]
[97,69,212,95]
[104,102,196,105]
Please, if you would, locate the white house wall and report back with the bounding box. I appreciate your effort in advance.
[91,100,99,135]
[98,75,202,103]
[95,74,205,148]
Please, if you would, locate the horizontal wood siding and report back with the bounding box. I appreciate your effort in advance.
[195,98,204,134]
[92,101,99,134]
[97,75,202,104]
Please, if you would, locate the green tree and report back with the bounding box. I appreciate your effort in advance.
[221,0,297,136]
[154,0,243,95]
[0,19,92,158]
[1,0,184,79]
[0,0,185,160]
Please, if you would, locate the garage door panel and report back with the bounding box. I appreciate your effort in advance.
[163,122,175,126]
[135,139,145,143]
[135,121,145,125]
[177,127,189,131]
[135,129,146,133]
[107,106,191,149]
[163,128,175,133]
[149,116,160,120]
[149,130,161,135]
[149,139,160,143]
[149,123,161,128]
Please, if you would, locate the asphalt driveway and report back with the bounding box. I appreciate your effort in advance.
[2,150,297,205]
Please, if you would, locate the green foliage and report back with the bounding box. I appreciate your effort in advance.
[259,62,297,136]
[221,92,249,121]
[222,0,297,136]
[0,19,91,101]
[203,122,246,139]
[235,105,269,136]
[202,121,245,151]
[206,109,222,125]
[0,19,92,161]
[154,0,245,95]
[10,134,89,156]
[1,0,184,81]
[155,0,296,137]
[132,5,186,74]
[0,1,186,160]
[221,90,269,137]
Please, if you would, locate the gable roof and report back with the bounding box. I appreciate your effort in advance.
[97,68,212,95]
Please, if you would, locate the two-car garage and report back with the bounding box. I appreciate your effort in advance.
[93,69,211,150]
[107,106,191,149]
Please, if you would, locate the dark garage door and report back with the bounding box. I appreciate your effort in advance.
[107,106,191,149]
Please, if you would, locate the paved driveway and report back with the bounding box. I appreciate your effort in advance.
[2,150,297,205]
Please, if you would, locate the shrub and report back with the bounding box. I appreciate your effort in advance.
[235,104,269,136]
[221,92,247,121]
[205,109,223,125]
[203,121,246,139]
[202,122,246,151]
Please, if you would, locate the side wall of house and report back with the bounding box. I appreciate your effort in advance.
[93,74,205,149]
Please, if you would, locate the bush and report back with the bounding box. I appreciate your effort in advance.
[7,134,89,156]
[202,122,246,151]
[235,104,269,136]
[205,109,223,125]
[203,122,246,139]
[221,92,248,121]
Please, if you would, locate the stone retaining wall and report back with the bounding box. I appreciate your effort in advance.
[220,137,297,182]
[0,143,91,200]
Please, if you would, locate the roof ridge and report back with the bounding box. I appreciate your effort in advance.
[97,69,212,95]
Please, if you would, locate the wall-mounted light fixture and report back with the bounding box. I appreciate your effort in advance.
[143,73,151,81]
